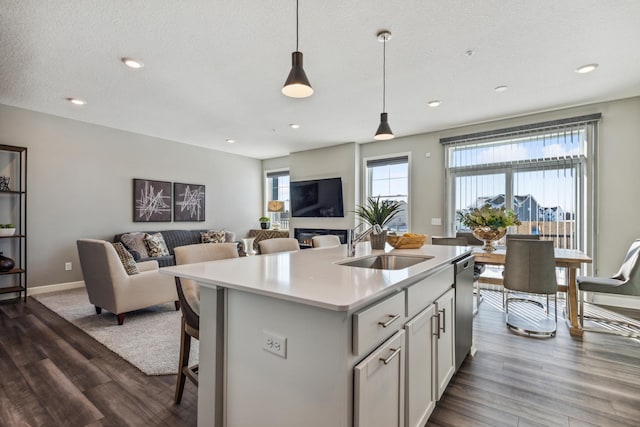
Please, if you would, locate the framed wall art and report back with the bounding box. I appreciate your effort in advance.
[173,182,206,222]
[133,179,172,222]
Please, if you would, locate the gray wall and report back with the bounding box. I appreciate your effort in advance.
[0,104,262,288]
[436,96,640,277]
[263,96,640,277]
[288,142,359,232]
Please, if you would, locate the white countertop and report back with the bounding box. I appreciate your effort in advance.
[161,243,472,312]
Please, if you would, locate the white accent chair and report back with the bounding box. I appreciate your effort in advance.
[258,238,300,254]
[76,239,179,325]
[578,239,640,337]
[312,235,341,248]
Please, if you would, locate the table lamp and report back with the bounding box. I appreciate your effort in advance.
[268,200,285,230]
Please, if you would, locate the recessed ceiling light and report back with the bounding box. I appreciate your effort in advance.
[67,97,86,105]
[494,85,508,93]
[121,57,144,69]
[575,63,598,74]
[289,124,300,129]
[465,50,475,57]
[427,100,441,107]
[226,139,236,144]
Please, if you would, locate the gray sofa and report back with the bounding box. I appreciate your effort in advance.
[114,229,237,267]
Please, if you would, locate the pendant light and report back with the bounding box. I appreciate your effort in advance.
[374,31,394,140]
[282,0,313,98]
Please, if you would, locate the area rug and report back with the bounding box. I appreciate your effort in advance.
[33,288,197,375]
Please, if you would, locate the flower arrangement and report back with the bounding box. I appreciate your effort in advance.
[457,205,521,230]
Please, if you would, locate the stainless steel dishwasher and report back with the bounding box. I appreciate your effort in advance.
[454,254,475,371]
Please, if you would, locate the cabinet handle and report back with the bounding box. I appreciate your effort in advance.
[440,308,446,334]
[380,347,401,365]
[432,314,440,339]
[378,314,400,328]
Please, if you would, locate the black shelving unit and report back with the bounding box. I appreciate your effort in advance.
[0,144,27,302]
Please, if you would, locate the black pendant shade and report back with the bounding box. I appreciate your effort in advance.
[374,31,394,140]
[282,0,313,98]
[282,51,313,98]
[375,112,394,140]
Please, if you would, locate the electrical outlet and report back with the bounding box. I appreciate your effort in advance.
[263,331,287,358]
[431,218,442,226]
[65,262,72,271]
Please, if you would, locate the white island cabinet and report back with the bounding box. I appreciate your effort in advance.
[162,243,473,427]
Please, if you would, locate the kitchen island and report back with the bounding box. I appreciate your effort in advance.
[162,243,473,427]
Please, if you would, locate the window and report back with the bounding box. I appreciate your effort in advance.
[442,114,600,254]
[266,170,290,229]
[365,155,410,232]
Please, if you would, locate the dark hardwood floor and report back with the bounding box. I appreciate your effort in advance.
[0,298,197,427]
[428,297,640,427]
[1,294,638,427]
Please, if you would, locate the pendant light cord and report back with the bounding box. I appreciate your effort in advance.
[296,0,299,51]
[382,36,386,113]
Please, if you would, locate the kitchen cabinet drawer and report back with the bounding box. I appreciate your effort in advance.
[406,264,453,318]
[354,330,405,427]
[353,291,405,355]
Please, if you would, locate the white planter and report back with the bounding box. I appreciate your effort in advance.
[0,228,16,236]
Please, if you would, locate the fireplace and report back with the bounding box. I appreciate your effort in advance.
[294,228,349,249]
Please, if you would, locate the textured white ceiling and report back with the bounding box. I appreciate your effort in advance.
[2,0,640,159]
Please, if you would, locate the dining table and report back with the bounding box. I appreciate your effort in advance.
[471,246,593,337]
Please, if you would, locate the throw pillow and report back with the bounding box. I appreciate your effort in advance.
[112,242,139,275]
[120,232,150,258]
[201,229,226,243]
[145,232,170,257]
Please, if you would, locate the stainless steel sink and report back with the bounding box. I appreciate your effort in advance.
[339,254,433,270]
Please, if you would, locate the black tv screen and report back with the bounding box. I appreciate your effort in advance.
[290,177,344,217]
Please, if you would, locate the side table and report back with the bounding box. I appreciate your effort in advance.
[247,229,291,252]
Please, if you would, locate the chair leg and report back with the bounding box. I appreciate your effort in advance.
[580,288,584,328]
[95,306,102,314]
[174,301,180,311]
[546,295,549,315]
[175,317,191,404]
[117,313,125,325]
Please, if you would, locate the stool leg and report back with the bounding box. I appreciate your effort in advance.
[175,317,191,404]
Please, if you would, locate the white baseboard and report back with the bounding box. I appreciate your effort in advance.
[28,281,85,296]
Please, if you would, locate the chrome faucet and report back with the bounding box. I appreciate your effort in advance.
[347,223,383,257]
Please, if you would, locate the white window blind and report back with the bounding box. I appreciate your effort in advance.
[441,114,600,253]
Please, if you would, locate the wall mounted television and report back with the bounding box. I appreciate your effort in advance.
[290,177,344,217]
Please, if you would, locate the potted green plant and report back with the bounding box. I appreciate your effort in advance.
[259,216,271,230]
[354,197,403,249]
[457,205,520,251]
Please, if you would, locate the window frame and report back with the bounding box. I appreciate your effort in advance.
[264,168,290,225]
[362,152,411,232]
[442,114,599,267]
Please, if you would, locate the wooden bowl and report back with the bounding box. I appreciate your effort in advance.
[386,234,428,249]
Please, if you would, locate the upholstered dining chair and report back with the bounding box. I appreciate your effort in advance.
[456,231,484,246]
[577,239,640,337]
[173,242,239,404]
[431,236,468,246]
[258,237,300,254]
[505,233,541,242]
[503,239,558,337]
[312,235,341,248]
[431,236,483,313]
[76,239,179,325]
